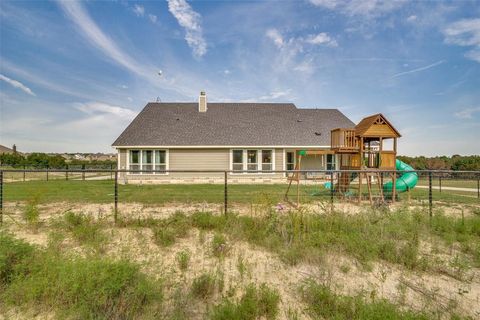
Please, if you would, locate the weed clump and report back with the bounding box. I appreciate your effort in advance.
[211,233,228,257]
[191,272,216,300]
[209,283,280,320]
[63,211,105,251]
[152,212,191,247]
[301,280,429,320]
[0,232,162,319]
[176,250,190,271]
[22,199,40,230]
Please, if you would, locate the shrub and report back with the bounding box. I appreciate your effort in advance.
[0,233,35,285]
[152,212,191,247]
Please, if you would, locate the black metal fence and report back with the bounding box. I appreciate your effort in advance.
[0,168,479,225]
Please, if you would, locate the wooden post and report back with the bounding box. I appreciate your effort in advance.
[428,172,433,217]
[224,171,228,215]
[23,164,26,182]
[66,164,69,181]
[439,176,442,193]
[82,164,85,181]
[46,165,49,181]
[114,170,118,224]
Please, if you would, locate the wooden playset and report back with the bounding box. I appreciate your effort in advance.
[285,113,417,206]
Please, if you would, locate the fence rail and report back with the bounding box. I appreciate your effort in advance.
[0,168,478,225]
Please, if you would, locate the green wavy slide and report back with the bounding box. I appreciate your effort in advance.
[383,159,418,194]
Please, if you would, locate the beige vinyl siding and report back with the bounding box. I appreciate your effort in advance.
[118,148,286,182]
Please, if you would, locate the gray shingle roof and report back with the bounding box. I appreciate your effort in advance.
[112,103,354,147]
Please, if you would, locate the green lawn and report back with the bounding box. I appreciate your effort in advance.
[2,180,478,206]
[417,178,479,189]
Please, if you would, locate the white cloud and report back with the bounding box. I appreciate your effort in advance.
[258,89,292,100]
[0,73,35,96]
[406,15,417,22]
[132,4,145,17]
[58,1,153,79]
[443,18,480,63]
[167,0,207,58]
[391,60,445,78]
[266,28,285,48]
[148,14,158,23]
[305,32,338,47]
[454,107,480,119]
[75,101,137,120]
[309,0,405,17]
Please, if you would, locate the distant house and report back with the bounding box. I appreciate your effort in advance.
[0,144,20,155]
[112,92,354,182]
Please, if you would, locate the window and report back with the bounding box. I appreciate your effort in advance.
[155,150,166,172]
[232,150,243,171]
[142,150,153,173]
[129,149,167,174]
[286,151,295,171]
[247,150,258,171]
[130,150,140,171]
[261,150,272,171]
[326,154,336,170]
[231,149,274,174]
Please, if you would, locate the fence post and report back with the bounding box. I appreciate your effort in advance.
[46,165,49,181]
[114,170,118,224]
[23,164,26,182]
[477,173,479,199]
[330,171,334,209]
[82,164,85,181]
[0,170,3,225]
[224,171,228,215]
[110,164,113,180]
[428,172,433,217]
[439,176,442,193]
[66,164,69,181]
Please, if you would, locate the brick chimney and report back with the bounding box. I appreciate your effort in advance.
[199,91,207,112]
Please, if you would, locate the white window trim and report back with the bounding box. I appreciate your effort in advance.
[284,149,297,177]
[127,149,169,175]
[229,149,275,175]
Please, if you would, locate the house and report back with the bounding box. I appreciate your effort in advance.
[112,92,355,183]
[0,144,20,155]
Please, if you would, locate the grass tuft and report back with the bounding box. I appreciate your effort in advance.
[191,272,216,300]
[301,280,429,320]
[209,283,280,320]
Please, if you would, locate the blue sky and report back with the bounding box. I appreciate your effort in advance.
[0,0,479,155]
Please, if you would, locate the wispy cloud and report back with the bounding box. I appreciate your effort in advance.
[58,1,152,79]
[266,29,285,48]
[309,0,405,17]
[0,73,35,96]
[305,32,338,47]
[132,4,145,17]
[167,0,207,58]
[443,18,480,63]
[454,107,480,119]
[148,14,157,23]
[391,60,445,78]
[75,101,137,120]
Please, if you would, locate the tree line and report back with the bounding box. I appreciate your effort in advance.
[398,155,480,171]
[0,153,116,168]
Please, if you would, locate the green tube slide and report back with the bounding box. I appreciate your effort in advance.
[383,159,418,194]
